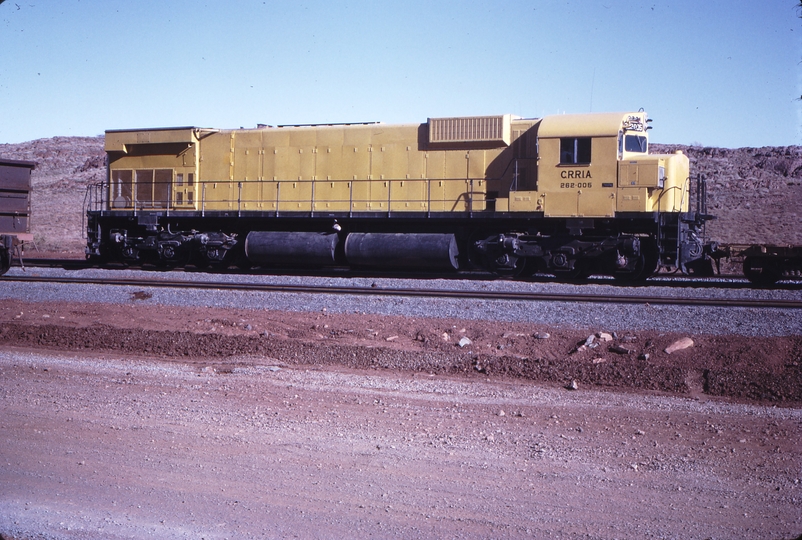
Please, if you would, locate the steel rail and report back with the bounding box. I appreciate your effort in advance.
[16,258,802,288]
[3,274,801,309]
[15,259,802,290]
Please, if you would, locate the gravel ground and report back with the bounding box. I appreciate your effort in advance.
[3,267,801,336]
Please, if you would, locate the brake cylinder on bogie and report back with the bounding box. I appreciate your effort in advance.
[344,233,459,270]
[245,231,339,267]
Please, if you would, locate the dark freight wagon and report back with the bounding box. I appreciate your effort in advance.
[0,158,35,274]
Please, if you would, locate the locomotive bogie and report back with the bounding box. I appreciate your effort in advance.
[735,245,802,286]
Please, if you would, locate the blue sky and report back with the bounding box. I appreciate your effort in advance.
[1,0,799,148]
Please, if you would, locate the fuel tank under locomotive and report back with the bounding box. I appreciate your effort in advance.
[244,231,460,270]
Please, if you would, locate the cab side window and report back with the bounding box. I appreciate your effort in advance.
[560,137,591,165]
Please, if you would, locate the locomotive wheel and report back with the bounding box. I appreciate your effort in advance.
[187,250,210,269]
[155,258,183,270]
[157,248,190,269]
[613,241,658,282]
[491,255,526,277]
[119,245,141,265]
[553,261,592,281]
[465,231,499,272]
[490,255,526,277]
[743,256,781,286]
[198,248,234,270]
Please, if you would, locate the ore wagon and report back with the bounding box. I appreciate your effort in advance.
[0,158,35,274]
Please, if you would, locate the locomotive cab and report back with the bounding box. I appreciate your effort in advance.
[492,111,710,278]
[528,111,690,218]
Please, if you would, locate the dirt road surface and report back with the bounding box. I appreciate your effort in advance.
[1,349,800,540]
[0,301,801,539]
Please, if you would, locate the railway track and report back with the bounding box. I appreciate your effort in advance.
[3,273,801,309]
[13,257,802,291]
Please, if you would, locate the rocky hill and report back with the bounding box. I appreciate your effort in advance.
[651,144,802,246]
[0,137,800,254]
[0,136,105,253]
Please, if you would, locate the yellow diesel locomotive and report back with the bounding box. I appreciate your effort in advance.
[85,111,715,279]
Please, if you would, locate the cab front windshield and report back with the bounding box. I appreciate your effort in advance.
[624,134,648,153]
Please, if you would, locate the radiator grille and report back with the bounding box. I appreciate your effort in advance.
[428,115,511,146]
